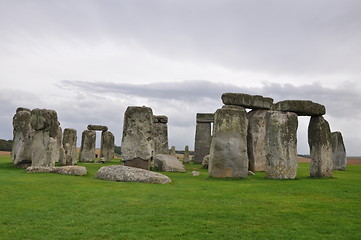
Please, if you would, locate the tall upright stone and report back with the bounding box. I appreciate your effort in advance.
[331,131,347,171]
[12,107,33,167]
[79,130,96,162]
[153,115,169,155]
[30,108,60,167]
[247,110,269,172]
[62,128,77,165]
[169,146,176,156]
[183,145,190,163]
[194,113,214,163]
[209,105,248,178]
[57,126,64,164]
[308,116,333,177]
[121,106,154,170]
[265,111,298,179]
[100,131,115,162]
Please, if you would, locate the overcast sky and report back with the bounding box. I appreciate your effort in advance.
[1,0,360,155]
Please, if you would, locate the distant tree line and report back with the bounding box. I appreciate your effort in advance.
[0,139,13,151]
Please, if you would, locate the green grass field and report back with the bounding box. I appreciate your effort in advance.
[1,155,360,240]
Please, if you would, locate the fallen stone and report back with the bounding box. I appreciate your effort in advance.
[154,154,185,172]
[308,116,333,177]
[221,93,274,110]
[95,165,172,184]
[87,124,108,132]
[331,131,347,171]
[273,100,326,116]
[202,155,210,169]
[192,171,200,176]
[265,111,298,179]
[26,166,87,176]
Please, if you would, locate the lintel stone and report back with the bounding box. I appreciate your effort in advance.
[196,113,214,123]
[273,100,325,116]
[87,124,108,132]
[221,93,273,110]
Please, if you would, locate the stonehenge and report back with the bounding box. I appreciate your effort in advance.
[197,92,342,179]
[194,113,213,163]
[121,106,154,170]
[11,92,346,181]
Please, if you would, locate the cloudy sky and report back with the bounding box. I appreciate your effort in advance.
[1,0,360,155]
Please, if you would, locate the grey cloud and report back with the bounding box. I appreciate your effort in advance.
[1,1,361,76]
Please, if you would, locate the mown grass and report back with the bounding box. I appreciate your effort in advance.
[0,155,360,240]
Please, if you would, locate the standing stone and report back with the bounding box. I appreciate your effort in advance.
[247,110,269,172]
[183,145,190,163]
[194,113,213,163]
[331,131,347,171]
[79,130,96,162]
[121,106,154,170]
[12,108,33,167]
[62,128,77,165]
[308,116,333,177]
[56,126,64,164]
[100,131,115,162]
[30,108,60,167]
[153,115,169,155]
[265,111,298,179]
[169,146,176,156]
[209,105,248,178]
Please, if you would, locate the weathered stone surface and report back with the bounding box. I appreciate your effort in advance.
[308,116,333,177]
[169,146,176,156]
[79,130,96,162]
[265,111,298,179]
[153,115,169,155]
[121,106,154,170]
[183,146,190,163]
[154,154,185,172]
[153,115,168,124]
[95,165,171,184]
[30,109,60,167]
[202,155,210,169]
[56,126,63,163]
[30,109,59,138]
[331,131,347,171]
[194,122,212,163]
[273,100,326,116]
[196,113,214,123]
[209,105,249,178]
[12,108,33,167]
[221,93,274,110]
[62,128,77,165]
[16,107,31,113]
[100,131,115,162]
[247,110,269,172]
[26,166,87,176]
[87,124,108,132]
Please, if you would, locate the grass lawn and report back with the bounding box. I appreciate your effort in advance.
[0,155,360,240]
